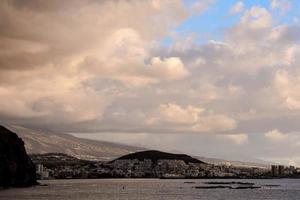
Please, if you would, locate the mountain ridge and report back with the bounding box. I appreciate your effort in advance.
[3,124,273,168]
[4,124,145,161]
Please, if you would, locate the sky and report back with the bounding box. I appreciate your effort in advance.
[1,0,300,165]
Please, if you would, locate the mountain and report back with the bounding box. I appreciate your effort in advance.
[115,150,204,164]
[4,124,273,168]
[5,125,145,161]
[0,125,37,188]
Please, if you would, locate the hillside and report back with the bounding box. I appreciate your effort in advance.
[30,153,96,169]
[3,125,273,168]
[115,150,204,164]
[5,125,145,161]
[195,156,274,169]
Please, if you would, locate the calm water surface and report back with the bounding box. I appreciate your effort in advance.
[1,179,300,200]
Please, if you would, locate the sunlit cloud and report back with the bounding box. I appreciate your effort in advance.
[1,0,300,165]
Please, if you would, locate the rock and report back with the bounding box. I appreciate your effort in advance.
[184,181,195,184]
[195,185,230,189]
[194,185,261,189]
[195,181,261,190]
[0,125,37,188]
[204,181,255,185]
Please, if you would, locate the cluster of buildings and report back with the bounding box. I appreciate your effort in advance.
[107,159,206,178]
[36,164,50,179]
[271,165,298,177]
[34,158,276,180]
[33,153,300,180]
[93,159,283,179]
[35,163,92,179]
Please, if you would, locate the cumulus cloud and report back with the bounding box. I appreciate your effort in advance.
[230,1,244,14]
[222,134,249,145]
[264,129,287,142]
[147,57,189,81]
[1,0,300,145]
[0,72,109,124]
[190,0,216,14]
[274,69,300,110]
[4,0,300,166]
[160,5,300,135]
[241,6,272,29]
[80,28,189,87]
[189,6,298,76]
[0,0,190,127]
[148,103,204,125]
[148,103,236,132]
[270,0,291,14]
[264,129,300,149]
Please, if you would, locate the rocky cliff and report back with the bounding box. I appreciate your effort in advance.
[0,125,37,188]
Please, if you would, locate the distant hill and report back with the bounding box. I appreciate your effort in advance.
[4,125,145,161]
[115,150,205,164]
[30,153,95,168]
[195,156,274,169]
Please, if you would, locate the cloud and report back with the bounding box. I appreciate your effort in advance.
[264,129,300,148]
[0,0,190,126]
[270,0,291,14]
[149,103,204,125]
[274,69,300,110]
[222,134,249,145]
[147,57,189,81]
[5,0,300,166]
[264,129,287,142]
[160,5,300,135]
[1,0,300,144]
[241,6,272,29]
[190,0,216,15]
[148,103,236,132]
[0,73,109,124]
[230,1,244,14]
[189,6,296,74]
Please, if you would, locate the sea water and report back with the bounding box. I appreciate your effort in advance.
[1,178,300,200]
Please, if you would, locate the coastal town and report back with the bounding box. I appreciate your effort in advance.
[32,151,300,180]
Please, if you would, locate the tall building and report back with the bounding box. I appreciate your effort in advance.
[36,164,49,179]
[278,165,284,176]
[36,164,44,174]
[271,165,279,177]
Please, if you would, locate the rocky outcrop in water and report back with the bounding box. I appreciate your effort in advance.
[0,125,37,188]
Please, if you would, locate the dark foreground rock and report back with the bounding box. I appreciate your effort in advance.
[0,125,37,188]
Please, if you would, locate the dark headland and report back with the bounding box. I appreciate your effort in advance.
[0,126,37,188]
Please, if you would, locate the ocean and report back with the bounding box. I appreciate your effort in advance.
[1,179,300,200]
